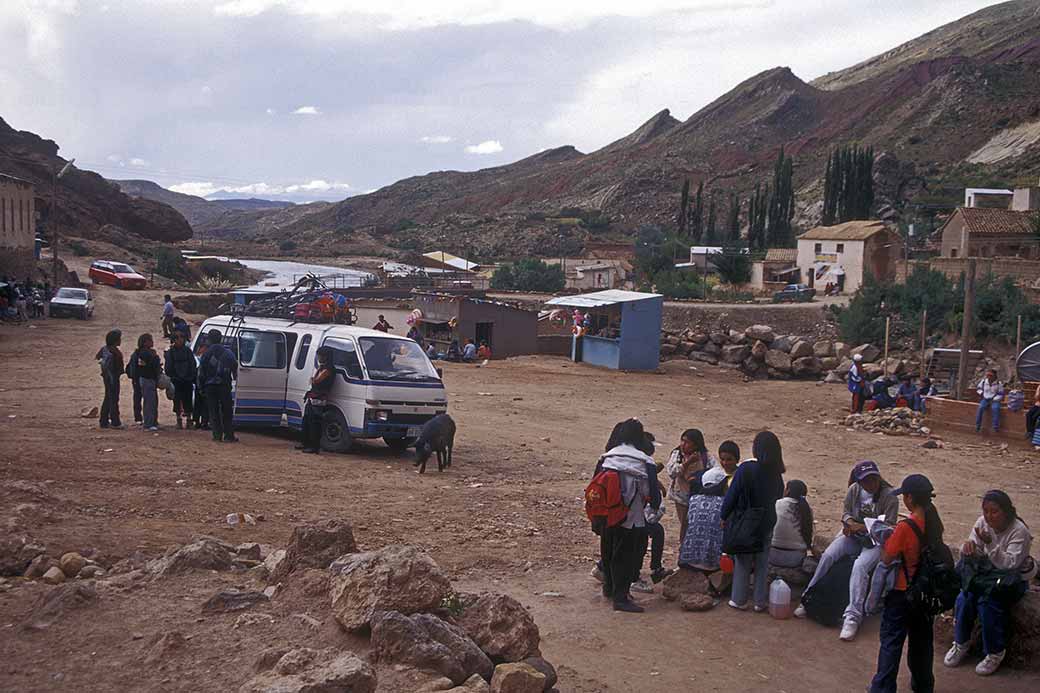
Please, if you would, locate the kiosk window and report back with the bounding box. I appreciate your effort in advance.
[324,337,364,380]
[238,330,286,369]
[295,334,312,370]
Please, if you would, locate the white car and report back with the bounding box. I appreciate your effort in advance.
[49,287,94,319]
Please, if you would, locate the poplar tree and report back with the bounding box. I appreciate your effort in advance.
[766,146,795,248]
[689,181,705,244]
[678,178,690,239]
[822,144,875,224]
[704,195,718,246]
[726,192,741,242]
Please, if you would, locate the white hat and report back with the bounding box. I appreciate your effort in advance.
[853,353,863,361]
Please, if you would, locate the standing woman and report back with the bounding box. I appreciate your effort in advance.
[298,346,334,454]
[665,429,716,545]
[944,490,1035,677]
[721,430,785,612]
[869,474,946,693]
[164,330,197,430]
[135,333,161,432]
[97,329,124,429]
[849,353,866,413]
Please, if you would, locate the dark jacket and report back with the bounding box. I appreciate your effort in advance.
[164,344,198,383]
[721,460,785,540]
[199,342,237,387]
[96,346,124,383]
[135,349,161,381]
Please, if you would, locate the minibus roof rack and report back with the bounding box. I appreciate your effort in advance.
[217,274,357,325]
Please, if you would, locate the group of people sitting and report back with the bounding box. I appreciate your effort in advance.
[848,354,936,414]
[426,338,490,362]
[0,277,50,321]
[589,419,1036,689]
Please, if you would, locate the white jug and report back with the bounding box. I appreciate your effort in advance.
[769,578,792,619]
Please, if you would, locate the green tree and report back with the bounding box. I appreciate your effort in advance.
[766,146,795,247]
[726,192,741,242]
[490,258,565,292]
[747,183,768,250]
[822,144,875,225]
[677,179,690,239]
[633,224,676,281]
[155,246,185,279]
[689,181,704,244]
[711,243,752,284]
[704,195,718,246]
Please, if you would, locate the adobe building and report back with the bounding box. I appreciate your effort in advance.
[796,220,903,294]
[0,173,37,278]
[412,292,538,358]
[939,181,1040,259]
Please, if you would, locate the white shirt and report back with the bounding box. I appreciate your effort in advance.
[977,378,1003,401]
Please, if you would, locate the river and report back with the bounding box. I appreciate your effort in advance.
[234,258,374,290]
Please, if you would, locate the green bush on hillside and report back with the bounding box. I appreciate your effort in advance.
[490,258,565,292]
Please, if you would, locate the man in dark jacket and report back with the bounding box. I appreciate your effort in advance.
[164,331,197,430]
[97,329,125,429]
[198,328,238,442]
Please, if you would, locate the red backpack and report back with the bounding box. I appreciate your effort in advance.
[584,469,629,535]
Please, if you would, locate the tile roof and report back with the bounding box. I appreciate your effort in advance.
[959,207,1037,235]
[799,220,890,241]
[764,248,798,263]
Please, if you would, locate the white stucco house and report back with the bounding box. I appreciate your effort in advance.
[796,220,903,294]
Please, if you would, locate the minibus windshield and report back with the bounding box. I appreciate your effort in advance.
[358,337,439,382]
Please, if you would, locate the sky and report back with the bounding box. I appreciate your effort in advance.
[0,0,1002,203]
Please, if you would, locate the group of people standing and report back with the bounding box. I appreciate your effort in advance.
[589,419,1036,690]
[0,277,50,321]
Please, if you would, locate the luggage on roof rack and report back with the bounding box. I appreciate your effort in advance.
[218,274,357,325]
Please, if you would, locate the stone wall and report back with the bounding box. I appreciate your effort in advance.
[897,258,1040,288]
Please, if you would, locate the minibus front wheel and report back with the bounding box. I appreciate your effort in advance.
[321,409,353,453]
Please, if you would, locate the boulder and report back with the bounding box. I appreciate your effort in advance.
[79,564,104,579]
[23,582,98,630]
[813,340,834,358]
[678,341,697,356]
[771,335,795,353]
[750,340,768,360]
[263,549,287,577]
[744,325,775,343]
[490,662,546,693]
[42,566,66,584]
[239,648,376,693]
[820,356,840,370]
[764,350,792,372]
[0,534,46,577]
[863,362,884,380]
[661,567,710,601]
[709,332,728,345]
[728,330,746,345]
[236,543,263,562]
[834,342,851,359]
[144,630,188,665]
[147,537,236,577]
[59,552,87,579]
[521,657,557,692]
[329,545,452,632]
[789,340,814,359]
[445,675,491,692]
[825,371,846,384]
[370,610,494,685]
[664,334,681,346]
[791,356,824,377]
[721,345,751,364]
[271,519,357,582]
[702,341,721,357]
[659,343,677,357]
[691,352,718,365]
[835,357,854,375]
[679,593,716,612]
[457,593,540,663]
[851,344,880,362]
[881,357,906,376]
[690,333,709,345]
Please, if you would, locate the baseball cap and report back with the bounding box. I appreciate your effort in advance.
[890,474,935,497]
[851,460,880,482]
[853,353,863,361]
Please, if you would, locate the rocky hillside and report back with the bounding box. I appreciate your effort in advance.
[275,0,1040,258]
[0,118,191,243]
[113,179,295,239]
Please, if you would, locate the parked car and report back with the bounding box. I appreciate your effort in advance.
[88,260,147,289]
[49,287,94,319]
[772,283,816,303]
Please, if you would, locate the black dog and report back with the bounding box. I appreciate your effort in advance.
[414,414,455,474]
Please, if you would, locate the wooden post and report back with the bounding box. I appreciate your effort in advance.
[920,308,927,378]
[1016,314,1022,360]
[955,259,977,400]
[883,316,890,371]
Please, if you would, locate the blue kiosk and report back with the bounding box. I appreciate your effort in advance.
[545,290,663,371]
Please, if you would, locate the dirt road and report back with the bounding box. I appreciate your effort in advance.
[0,281,1037,692]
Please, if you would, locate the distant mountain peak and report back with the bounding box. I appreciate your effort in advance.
[601,109,681,153]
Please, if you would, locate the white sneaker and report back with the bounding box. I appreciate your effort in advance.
[839,618,859,641]
[590,566,604,583]
[944,642,970,667]
[728,599,749,611]
[975,651,1005,676]
[630,579,654,594]
[794,604,807,619]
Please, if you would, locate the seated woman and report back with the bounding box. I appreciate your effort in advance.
[871,377,896,410]
[895,375,918,409]
[944,490,1036,677]
[444,339,461,362]
[795,460,899,642]
[678,440,740,572]
[770,480,814,569]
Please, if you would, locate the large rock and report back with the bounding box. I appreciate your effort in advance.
[764,350,792,372]
[42,566,66,584]
[521,658,556,692]
[727,330,746,345]
[445,675,491,692]
[329,545,452,632]
[457,593,540,663]
[23,582,98,630]
[661,568,710,601]
[370,610,494,685]
[24,555,60,580]
[820,356,840,370]
[659,343,677,357]
[835,357,854,375]
[690,333,709,345]
[813,340,834,358]
[825,371,846,384]
[751,340,768,360]
[709,331,728,345]
[0,534,46,577]
[202,589,270,613]
[789,340,814,359]
[792,356,824,377]
[240,648,376,693]
[691,352,718,365]
[834,342,851,359]
[490,663,545,693]
[851,344,880,362]
[271,519,357,583]
[863,362,884,380]
[702,341,721,357]
[59,552,87,579]
[881,357,906,376]
[721,345,751,364]
[744,325,775,343]
[771,335,795,353]
[147,537,236,577]
[679,593,716,612]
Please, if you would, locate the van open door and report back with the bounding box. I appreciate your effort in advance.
[234,329,289,425]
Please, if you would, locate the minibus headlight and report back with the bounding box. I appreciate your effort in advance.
[369,409,390,421]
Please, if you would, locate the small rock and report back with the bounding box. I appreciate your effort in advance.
[59,553,87,579]
[42,566,66,584]
[679,593,716,612]
[490,662,545,693]
[78,565,103,579]
[201,589,269,613]
[24,555,60,580]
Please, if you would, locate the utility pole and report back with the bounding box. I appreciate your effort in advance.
[50,159,75,287]
[955,259,976,400]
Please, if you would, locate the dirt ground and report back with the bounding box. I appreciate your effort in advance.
[1,280,1038,692]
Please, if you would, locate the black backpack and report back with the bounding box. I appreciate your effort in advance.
[801,554,856,627]
[901,519,959,616]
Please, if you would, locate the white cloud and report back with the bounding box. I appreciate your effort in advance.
[285,179,351,193]
[420,135,454,144]
[201,85,212,94]
[464,140,503,155]
[293,105,321,115]
[265,107,275,115]
[169,181,220,197]
[129,157,148,167]
[169,179,350,198]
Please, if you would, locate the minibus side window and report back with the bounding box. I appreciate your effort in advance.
[238,330,286,369]
[295,334,312,370]
[324,337,363,380]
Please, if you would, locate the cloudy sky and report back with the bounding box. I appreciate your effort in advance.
[0,0,999,203]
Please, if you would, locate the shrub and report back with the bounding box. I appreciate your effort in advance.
[653,270,707,300]
[155,246,185,279]
[67,240,90,257]
[710,244,752,285]
[278,239,297,252]
[490,258,565,292]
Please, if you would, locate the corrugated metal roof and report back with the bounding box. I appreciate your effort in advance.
[799,220,890,241]
[545,289,662,308]
[422,251,478,271]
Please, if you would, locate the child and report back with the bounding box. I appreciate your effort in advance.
[770,480,814,569]
[678,441,739,572]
